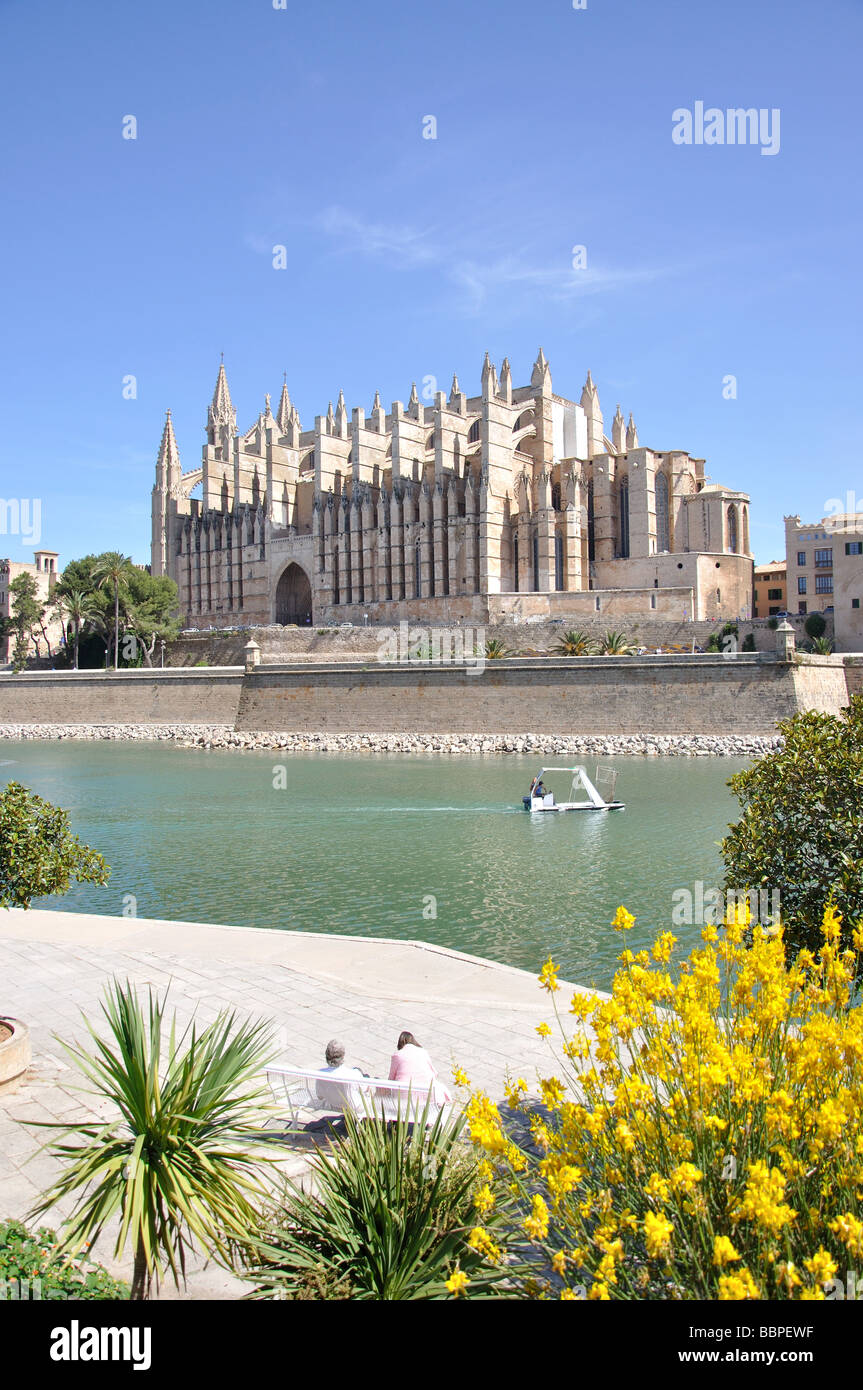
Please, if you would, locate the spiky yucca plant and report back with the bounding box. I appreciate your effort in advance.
[249,1102,511,1300]
[30,980,277,1299]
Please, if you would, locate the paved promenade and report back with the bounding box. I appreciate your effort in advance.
[0,908,595,1298]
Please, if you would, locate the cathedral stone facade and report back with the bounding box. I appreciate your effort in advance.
[151,351,753,629]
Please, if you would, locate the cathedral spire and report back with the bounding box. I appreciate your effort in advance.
[626,413,639,450]
[207,359,236,449]
[156,409,181,488]
[276,379,292,434]
[211,360,234,426]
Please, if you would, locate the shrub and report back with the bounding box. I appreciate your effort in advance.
[804,612,827,640]
[484,638,510,660]
[721,696,863,960]
[0,1220,128,1300]
[555,630,595,657]
[741,633,756,652]
[248,1103,512,1300]
[466,903,863,1300]
[599,631,632,655]
[809,636,834,655]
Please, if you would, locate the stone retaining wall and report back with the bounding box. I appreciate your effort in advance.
[0,669,244,726]
[0,654,851,736]
[235,655,847,738]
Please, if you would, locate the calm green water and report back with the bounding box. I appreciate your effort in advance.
[0,744,749,991]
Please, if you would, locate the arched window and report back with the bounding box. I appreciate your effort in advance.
[742,505,750,554]
[532,530,539,592]
[655,471,670,552]
[468,419,481,445]
[588,480,595,561]
[727,505,738,554]
[551,482,561,512]
[333,549,340,605]
[554,532,564,591]
[618,476,630,559]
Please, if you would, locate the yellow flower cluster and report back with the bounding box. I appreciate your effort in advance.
[467,901,863,1301]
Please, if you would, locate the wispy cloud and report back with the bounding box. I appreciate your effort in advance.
[310,205,673,315]
[315,207,439,268]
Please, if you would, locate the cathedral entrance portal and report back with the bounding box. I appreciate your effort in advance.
[275,562,312,625]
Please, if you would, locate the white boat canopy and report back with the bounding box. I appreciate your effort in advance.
[525,765,624,813]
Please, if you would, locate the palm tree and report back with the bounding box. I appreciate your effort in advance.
[599,630,632,655]
[555,629,595,656]
[92,552,132,670]
[30,980,277,1299]
[55,589,96,669]
[484,637,511,660]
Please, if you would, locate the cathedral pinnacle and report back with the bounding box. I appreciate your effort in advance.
[277,380,292,434]
[530,347,551,392]
[626,413,639,449]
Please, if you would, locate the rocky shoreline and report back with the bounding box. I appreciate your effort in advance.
[0,723,781,757]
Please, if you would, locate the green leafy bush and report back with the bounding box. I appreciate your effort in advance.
[0,1220,128,1300]
[722,695,863,959]
[804,612,827,640]
[0,782,108,910]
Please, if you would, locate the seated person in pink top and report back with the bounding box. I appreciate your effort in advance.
[387,1031,453,1106]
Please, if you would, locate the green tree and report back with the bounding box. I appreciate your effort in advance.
[92,552,133,670]
[721,696,863,958]
[31,981,277,1299]
[122,569,180,667]
[804,611,827,641]
[7,573,45,668]
[55,554,179,668]
[53,588,97,669]
[0,781,108,910]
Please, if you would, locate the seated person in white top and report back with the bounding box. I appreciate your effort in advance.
[315,1039,368,1114]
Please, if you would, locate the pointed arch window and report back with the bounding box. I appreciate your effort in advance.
[655,471,670,553]
[727,505,739,554]
[618,476,630,559]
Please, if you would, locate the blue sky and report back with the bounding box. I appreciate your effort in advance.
[1,0,860,567]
